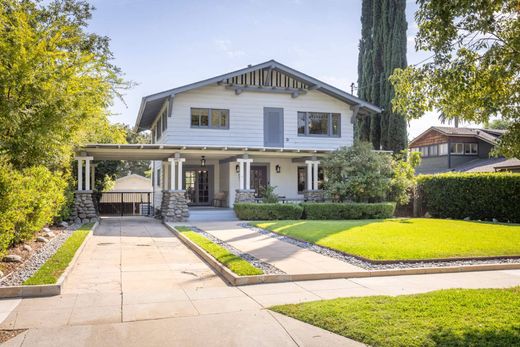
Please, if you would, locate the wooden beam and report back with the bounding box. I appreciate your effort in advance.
[226,84,307,97]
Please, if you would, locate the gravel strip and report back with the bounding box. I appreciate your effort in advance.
[186,226,285,275]
[0,224,82,286]
[243,223,520,270]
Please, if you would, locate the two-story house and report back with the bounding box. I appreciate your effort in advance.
[131,60,381,210]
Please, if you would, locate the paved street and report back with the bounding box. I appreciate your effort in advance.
[1,217,519,346]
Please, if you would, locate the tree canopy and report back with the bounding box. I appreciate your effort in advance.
[0,0,128,170]
[390,0,519,157]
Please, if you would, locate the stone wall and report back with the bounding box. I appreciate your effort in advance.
[234,189,256,203]
[161,190,189,222]
[303,190,325,202]
[71,191,98,224]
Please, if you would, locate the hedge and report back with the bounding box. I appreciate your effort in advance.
[234,203,304,220]
[417,172,520,222]
[0,160,66,255]
[303,202,396,220]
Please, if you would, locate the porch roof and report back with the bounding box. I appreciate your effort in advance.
[76,143,333,161]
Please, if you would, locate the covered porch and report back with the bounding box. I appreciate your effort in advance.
[73,144,329,223]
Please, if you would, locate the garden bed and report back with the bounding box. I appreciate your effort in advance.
[271,287,520,347]
[248,219,520,269]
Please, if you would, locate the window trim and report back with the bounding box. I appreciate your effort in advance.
[297,112,341,137]
[190,107,230,129]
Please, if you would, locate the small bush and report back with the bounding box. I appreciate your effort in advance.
[417,173,520,222]
[234,203,304,220]
[303,202,396,220]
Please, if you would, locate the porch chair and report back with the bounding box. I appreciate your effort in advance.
[213,191,227,207]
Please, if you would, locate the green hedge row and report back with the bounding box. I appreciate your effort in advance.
[417,173,520,222]
[0,160,66,255]
[234,203,304,220]
[234,202,395,220]
[303,202,396,220]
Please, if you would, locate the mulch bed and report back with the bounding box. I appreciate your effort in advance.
[0,226,66,279]
[0,329,27,343]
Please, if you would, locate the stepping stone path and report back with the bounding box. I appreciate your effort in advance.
[3,254,22,263]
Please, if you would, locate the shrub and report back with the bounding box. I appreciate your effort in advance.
[234,203,303,220]
[303,202,396,220]
[260,185,279,203]
[0,159,67,255]
[417,173,520,222]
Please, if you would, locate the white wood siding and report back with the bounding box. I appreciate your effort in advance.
[159,84,353,150]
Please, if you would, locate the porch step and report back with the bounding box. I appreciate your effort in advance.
[188,208,238,222]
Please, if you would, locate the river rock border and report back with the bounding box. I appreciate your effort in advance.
[244,223,520,270]
[187,226,284,275]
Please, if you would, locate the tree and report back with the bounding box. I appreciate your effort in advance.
[486,118,512,130]
[0,0,128,171]
[390,0,519,158]
[356,0,408,152]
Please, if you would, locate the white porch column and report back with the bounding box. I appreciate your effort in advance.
[168,158,176,190]
[77,159,83,191]
[244,159,253,190]
[177,158,185,191]
[312,161,319,190]
[237,159,245,190]
[305,160,313,191]
[85,159,91,191]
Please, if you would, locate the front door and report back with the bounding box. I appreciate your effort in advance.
[250,165,268,197]
[264,107,284,147]
[184,168,210,205]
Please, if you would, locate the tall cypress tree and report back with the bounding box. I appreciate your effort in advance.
[356,0,408,151]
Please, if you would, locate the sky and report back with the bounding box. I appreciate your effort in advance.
[87,0,460,139]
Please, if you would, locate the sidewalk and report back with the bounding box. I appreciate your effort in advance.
[193,221,365,274]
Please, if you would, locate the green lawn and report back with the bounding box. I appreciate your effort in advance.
[271,287,520,347]
[253,218,520,261]
[24,223,93,285]
[176,226,263,276]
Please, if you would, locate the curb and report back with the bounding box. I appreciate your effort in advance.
[165,223,520,286]
[0,221,98,298]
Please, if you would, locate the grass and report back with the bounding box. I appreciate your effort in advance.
[23,223,94,285]
[271,287,520,347]
[253,218,520,261]
[176,226,263,276]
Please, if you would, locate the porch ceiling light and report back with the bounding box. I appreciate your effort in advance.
[275,164,281,173]
[201,156,206,167]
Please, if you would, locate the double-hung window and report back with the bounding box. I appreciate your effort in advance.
[297,112,340,137]
[191,108,229,129]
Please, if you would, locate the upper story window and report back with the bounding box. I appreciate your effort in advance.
[161,108,167,132]
[298,112,340,137]
[191,108,229,129]
[449,142,478,155]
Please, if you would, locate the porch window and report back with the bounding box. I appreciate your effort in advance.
[297,166,324,193]
[297,112,340,137]
[156,168,161,187]
[191,108,229,129]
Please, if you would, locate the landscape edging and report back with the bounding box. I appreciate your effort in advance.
[0,221,98,298]
[166,222,520,286]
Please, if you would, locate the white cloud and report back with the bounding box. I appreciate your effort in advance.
[213,39,245,58]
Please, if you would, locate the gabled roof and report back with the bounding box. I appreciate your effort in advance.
[410,126,504,147]
[115,174,150,182]
[134,60,382,131]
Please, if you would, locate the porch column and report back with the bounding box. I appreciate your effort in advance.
[90,164,96,191]
[177,158,185,191]
[237,159,245,190]
[244,159,253,190]
[168,158,176,190]
[305,160,313,191]
[85,158,91,191]
[312,161,319,190]
[77,158,83,191]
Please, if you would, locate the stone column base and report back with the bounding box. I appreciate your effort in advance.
[234,189,256,203]
[71,191,99,224]
[303,190,325,202]
[161,190,189,222]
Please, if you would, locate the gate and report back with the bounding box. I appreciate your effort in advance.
[95,192,153,216]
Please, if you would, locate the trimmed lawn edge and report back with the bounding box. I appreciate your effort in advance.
[0,221,97,298]
[23,223,95,285]
[175,226,263,276]
[249,222,520,264]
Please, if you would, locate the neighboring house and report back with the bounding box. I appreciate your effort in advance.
[409,126,517,174]
[98,174,153,215]
[109,174,153,192]
[132,60,381,208]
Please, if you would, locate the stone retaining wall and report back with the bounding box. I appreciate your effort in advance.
[303,190,325,202]
[235,189,256,203]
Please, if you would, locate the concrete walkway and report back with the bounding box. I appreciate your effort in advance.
[193,221,365,274]
[1,218,520,346]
